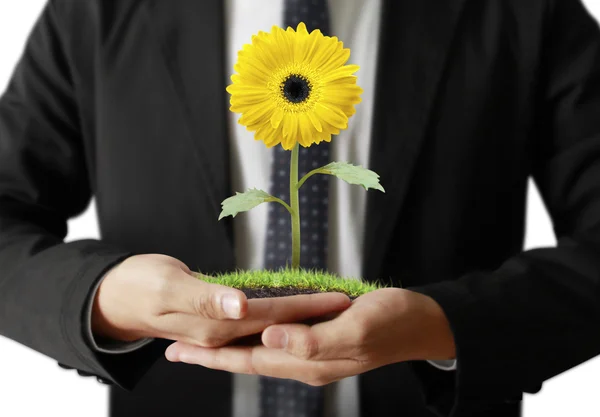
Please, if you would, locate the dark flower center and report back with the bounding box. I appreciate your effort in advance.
[281,75,311,104]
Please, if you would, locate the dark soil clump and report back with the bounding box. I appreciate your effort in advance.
[241,286,357,300]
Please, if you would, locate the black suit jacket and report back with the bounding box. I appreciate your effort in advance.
[1,0,600,416]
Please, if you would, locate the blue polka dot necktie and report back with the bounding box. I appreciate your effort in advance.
[259,2,331,417]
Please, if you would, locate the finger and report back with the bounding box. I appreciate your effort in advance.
[165,273,248,320]
[262,315,357,361]
[218,292,351,342]
[155,293,352,346]
[166,342,259,375]
[165,342,354,386]
[152,312,228,347]
[245,292,351,324]
[305,310,344,324]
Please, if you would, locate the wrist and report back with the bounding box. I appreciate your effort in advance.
[410,291,456,361]
[91,264,145,342]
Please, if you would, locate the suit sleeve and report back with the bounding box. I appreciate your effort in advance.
[409,0,600,415]
[0,1,163,390]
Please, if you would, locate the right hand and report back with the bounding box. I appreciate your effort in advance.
[91,254,352,348]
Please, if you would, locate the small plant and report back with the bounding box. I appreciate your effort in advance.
[203,23,385,296]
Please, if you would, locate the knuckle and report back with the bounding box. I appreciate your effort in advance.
[156,262,180,281]
[149,275,175,315]
[191,294,210,316]
[306,376,327,387]
[294,335,319,360]
[199,324,229,347]
[314,379,329,387]
[308,372,339,387]
[244,363,257,375]
[204,336,225,348]
[152,254,185,268]
[262,299,276,319]
[191,289,222,318]
[153,264,179,290]
[245,350,259,375]
[196,334,226,348]
[305,363,334,386]
[351,314,371,345]
[149,311,180,334]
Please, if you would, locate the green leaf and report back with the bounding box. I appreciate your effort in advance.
[319,162,385,192]
[219,188,285,220]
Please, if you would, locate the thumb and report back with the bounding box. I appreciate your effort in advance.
[180,274,248,320]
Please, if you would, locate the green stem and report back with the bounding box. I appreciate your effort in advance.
[290,143,301,269]
[297,167,325,190]
[269,197,293,216]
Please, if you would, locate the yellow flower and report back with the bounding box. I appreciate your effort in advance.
[226,22,363,150]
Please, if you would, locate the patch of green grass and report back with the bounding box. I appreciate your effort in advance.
[194,267,384,298]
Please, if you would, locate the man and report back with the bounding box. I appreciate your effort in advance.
[1,0,600,416]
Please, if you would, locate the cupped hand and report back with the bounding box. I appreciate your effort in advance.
[92,254,352,348]
[165,288,455,386]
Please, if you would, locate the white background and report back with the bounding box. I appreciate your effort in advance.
[1,1,600,416]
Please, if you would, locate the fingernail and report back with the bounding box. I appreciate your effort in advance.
[222,294,241,319]
[165,347,179,362]
[267,328,288,349]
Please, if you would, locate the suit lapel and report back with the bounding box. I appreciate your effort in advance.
[145,0,232,237]
[362,0,467,282]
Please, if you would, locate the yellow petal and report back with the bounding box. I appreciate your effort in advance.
[298,113,315,147]
[310,37,341,69]
[282,112,294,137]
[252,38,280,68]
[321,86,363,105]
[261,124,282,147]
[281,113,299,149]
[271,107,284,129]
[273,26,293,64]
[302,30,323,63]
[255,124,271,144]
[319,48,351,74]
[239,102,275,125]
[321,65,361,83]
[306,110,323,132]
[227,84,270,94]
[314,103,348,129]
[230,93,270,106]
[237,54,272,79]
[292,23,311,62]
[322,76,357,87]
[235,63,267,85]
[296,22,309,35]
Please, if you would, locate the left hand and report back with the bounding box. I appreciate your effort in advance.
[164,288,456,386]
